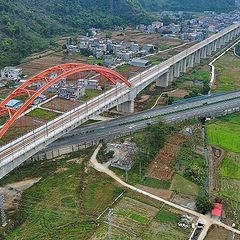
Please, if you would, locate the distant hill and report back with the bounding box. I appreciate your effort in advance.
[139,0,236,12]
[0,0,152,67]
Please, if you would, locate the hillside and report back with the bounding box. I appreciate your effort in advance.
[0,0,151,67]
[139,0,236,12]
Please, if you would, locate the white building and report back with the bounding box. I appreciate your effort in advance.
[78,79,99,90]
[1,67,22,80]
[104,55,115,66]
[130,43,140,53]
[58,84,85,100]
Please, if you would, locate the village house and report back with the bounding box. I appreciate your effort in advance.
[1,67,22,81]
[78,79,99,90]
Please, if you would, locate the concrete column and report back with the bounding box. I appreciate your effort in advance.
[200,47,207,59]
[156,72,169,87]
[226,33,230,42]
[194,50,201,64]
[213,40,217,52]
[216,39,220,49]
[173,62,181,78]
[207,44,212,55]
[117,100,134,113]
[181,58,187,73]
[168,66,174,82]
[187,54,194,68]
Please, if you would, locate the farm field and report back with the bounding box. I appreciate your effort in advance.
[207,113,240,225]
[0,142,194,240]
[219,153,240,202]
[206,225,240,240]
[206,113,240,153]
[92,197,192,240]
[214,52,240,92]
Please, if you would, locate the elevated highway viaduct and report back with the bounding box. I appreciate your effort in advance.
[0,23,240,179]
[46,91,240,151]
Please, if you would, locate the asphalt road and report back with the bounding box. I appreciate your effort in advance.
[47,96,240,150]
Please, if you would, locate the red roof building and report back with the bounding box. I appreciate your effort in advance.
[211,203,222,218]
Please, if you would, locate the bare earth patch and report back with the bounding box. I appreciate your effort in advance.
[168,89,189,98]
[205,226,240,240]
[67,157,84,164]
[0,177,42,210]
[55,167,69,173]
[136,95,150,103]
[147,134,189,180]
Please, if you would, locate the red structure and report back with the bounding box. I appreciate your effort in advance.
[0,63,131,139]
[211,203,222,219]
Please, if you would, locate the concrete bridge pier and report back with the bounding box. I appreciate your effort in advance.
[201,46,207,58]
[173,62,181,77]
[213,40,217,52]
[207,43,213,55]
[156,72,169,87]
[194,50,201,64]
[117,100,135,113]
[168,66,174,82]
[180,58,187,73]
[187,54,194,68]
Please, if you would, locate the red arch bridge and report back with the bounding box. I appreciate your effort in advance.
[0,63,131,139]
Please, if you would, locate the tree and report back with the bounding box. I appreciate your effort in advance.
[196,193,214,214]
[80,48,92,56]
[106,31,112,39]
[106,150,115,159]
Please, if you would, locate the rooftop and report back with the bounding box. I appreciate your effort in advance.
[6,99,23,108]
[211,203,222,217]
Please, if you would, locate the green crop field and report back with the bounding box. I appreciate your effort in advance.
[207,113,240,153]
[220,156,240,180]
[155,208,180,224]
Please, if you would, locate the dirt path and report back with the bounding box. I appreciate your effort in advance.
[151,89,177,109]
[90,144,240,239]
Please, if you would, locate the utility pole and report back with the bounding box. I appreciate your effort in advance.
[0,193,7,227]
[108,208,113,240]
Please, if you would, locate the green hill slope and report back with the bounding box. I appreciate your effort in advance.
[0,0,151,67]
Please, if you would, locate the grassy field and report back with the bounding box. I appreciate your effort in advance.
[0,147,126,240]
[27,108,60,121]
[214,52,240,92]
[207,113,240,153]
[170,174,199,196]
[175,67,210,93]
[80,89,101,101]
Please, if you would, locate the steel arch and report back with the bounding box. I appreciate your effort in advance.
[0,63,131,139]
